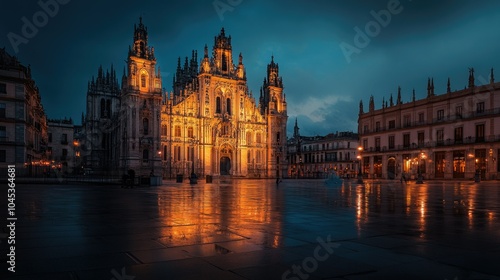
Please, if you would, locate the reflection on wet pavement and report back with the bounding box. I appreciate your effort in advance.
[1,179,500,279]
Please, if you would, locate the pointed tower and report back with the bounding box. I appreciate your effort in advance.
[447,77,451,93]
[261,55,287,178]
[84,64,121,174]
[389,94,393,106]
[490,68,494,84]
[213,28,234,76]
[359,100,364,114]
[369,95,374,112]
[120,17,163,176]
[293,118,300,139]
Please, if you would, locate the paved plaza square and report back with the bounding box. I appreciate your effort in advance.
[1,179,500,280]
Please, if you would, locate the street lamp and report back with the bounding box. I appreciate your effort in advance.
[416,151,426,184]
[357,146,364,184]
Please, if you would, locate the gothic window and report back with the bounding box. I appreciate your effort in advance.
[256,132,261,144]
[226,98,231,115]
[277,132,280,143]
[222,53,227,71]
[143,149,149,162]
[216,97,221,113]
[246,131,252,145]
[163,146,167,161]
[143,118,149,135]
[106,100,111,118]
[141,74,147,88]
[100,98,105,118]
[188,127,194,138]
[161,125,167,136]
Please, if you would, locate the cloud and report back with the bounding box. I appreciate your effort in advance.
[289,94,353,123]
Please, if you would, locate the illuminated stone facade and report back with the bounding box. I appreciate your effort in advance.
[161,28,288,178]
[84,19,288,178]
[358,69,500,180]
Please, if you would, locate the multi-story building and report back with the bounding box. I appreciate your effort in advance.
[47,118,75,174]
[85,18,288,178]
[0,48,48,176]
[287,119,359,178]
[358,68,500,180]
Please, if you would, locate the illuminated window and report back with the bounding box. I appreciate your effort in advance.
[141,74,147,87]
[226,98,231,115]
[175,126,181,137]
[187,127,193,138]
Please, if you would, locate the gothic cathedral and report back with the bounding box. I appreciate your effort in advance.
[84,18,288,178]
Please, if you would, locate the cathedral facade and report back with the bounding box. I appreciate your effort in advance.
[161,27,288,178]
[84,19,288,178]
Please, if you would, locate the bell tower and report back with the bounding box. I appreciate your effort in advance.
[120,17,163,176]
[260,56,287,178]
[213,28,234,76]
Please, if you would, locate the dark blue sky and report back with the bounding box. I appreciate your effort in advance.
[2,0,500,137]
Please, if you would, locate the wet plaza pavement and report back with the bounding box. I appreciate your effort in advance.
[1,179,500,280]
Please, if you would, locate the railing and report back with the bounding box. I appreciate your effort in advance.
[363,135,500,153]
[361,107,500,135]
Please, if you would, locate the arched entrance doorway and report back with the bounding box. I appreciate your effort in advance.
[220,157,231,175]
[387,157,396,179]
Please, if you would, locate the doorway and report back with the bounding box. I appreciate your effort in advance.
[220,156,231,175]
[387,157,396,179]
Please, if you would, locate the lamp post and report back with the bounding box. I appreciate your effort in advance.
[357,146,364,184]
[416,151,426,184]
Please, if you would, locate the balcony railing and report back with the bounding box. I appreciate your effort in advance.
[361,108,500,135]
[363,135,500,153]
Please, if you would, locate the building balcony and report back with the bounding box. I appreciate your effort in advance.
[363,135,500,154]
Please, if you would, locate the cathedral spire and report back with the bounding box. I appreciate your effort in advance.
[130,17,153,59]
[359,100,364,114]
[447,77,451,93]
[293,118,300,139]
[369,95,374,112]
[490,68,494,84]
